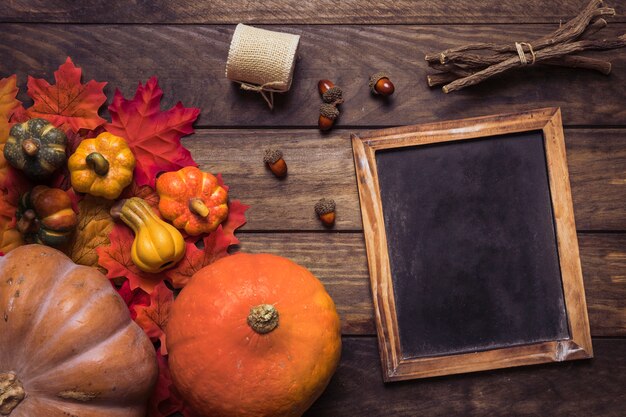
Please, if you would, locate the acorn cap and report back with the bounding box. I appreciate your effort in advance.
[315,198,336,215]
[322,86,344,104]
[263,148,283,164]
[319,103,340,120]
[369,71,391,92]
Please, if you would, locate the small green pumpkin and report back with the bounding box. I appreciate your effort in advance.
[4,118,67,180]
[17,185,77,247]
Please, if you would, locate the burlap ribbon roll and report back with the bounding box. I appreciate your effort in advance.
[226,24,301,109]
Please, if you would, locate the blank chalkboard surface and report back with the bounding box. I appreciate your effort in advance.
[376,131,569,359]
[352,108,593,381]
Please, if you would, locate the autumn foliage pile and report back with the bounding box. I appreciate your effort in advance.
[0,58,248,417]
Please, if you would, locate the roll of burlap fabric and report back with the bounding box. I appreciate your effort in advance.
[225,24,300,109]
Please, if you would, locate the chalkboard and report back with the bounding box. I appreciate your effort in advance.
[352,109,592,381]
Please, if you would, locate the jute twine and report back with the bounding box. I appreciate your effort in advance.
[225,24,300,109]
[515,42,536,65]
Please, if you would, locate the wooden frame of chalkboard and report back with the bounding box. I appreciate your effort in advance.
[351,108,592,382]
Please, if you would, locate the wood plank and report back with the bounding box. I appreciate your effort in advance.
[1,24,625,127]
[2,1,623,24]
[185,128,626,231]
[304,337,626,417]
[235,232,626,337]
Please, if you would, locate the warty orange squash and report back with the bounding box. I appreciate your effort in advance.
[166,252,342,417]
[0,244,158,417]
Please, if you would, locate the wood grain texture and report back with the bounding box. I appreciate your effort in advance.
[1,24,626,127]
[1,1,622,24]
[184,128,626,231]
[236,232,626,336]
[304,337,626,417]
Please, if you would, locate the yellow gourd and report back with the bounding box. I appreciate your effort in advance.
[113,197,185,273]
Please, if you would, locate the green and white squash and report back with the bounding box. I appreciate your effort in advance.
[3,118,67,181]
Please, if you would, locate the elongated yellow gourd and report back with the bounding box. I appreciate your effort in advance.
[116,197,185,273]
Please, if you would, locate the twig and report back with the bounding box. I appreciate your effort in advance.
[424,0,624,93]
[427,55,612,87]
[442,35,626,93]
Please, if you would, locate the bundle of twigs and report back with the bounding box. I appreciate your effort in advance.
[425,0,626,93]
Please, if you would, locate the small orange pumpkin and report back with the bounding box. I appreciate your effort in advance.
[156,166,228,236]
[166,253,342,417]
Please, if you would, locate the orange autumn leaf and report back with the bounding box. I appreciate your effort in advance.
[97,223,166,293]
[134,281,173,355]
[27,57,107,132]
[0,75,20,141]
[164,226,231,289]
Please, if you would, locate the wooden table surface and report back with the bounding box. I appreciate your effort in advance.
[2,1,625,415]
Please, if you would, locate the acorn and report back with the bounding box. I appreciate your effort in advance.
[369,71,395,96]
[318,80,335,96]
[315,198,336,227]
[263,148,287,178]
[319,103,339,131]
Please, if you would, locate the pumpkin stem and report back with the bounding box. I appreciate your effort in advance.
[16,209,38,234]
[110,199,125,221]
[21,139,39,157]
[189,198,210,218]
[0,372,25,415]
[247,304,279,334]
[86,152,110,176]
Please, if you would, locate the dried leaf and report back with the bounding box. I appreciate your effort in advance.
[27,57,107,132]
[97,223,166,293]
[165,226,230,289]
[134,281,173,355]
[66,195,115,269]
[106,77,200,188]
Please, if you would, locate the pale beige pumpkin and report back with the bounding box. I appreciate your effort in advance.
[0,245,158,417]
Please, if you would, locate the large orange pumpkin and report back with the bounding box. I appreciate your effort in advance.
[0,245,158,417]
[166,253,342,417]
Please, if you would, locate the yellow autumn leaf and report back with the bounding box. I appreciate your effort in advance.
[0,75,20,143]
[66,195,115,269]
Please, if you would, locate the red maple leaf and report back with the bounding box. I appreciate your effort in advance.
[222,200,249,245]
[9,104,29,124]
[50,130,87,192]
[214,175,249,243]
[97,223,167,293]
[165,225,231,289]
[106,77,200,188]
[134,281,173,355]
[27,57,107,133]
[114,279,150,320]
[149,352,199,417]
[120,180,160,212]
[0,166,31,223]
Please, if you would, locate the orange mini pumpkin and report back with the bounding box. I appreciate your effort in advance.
[156,166,228,236]
[166,253,342,417]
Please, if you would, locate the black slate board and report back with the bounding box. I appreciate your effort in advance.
[375,131,569,359]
